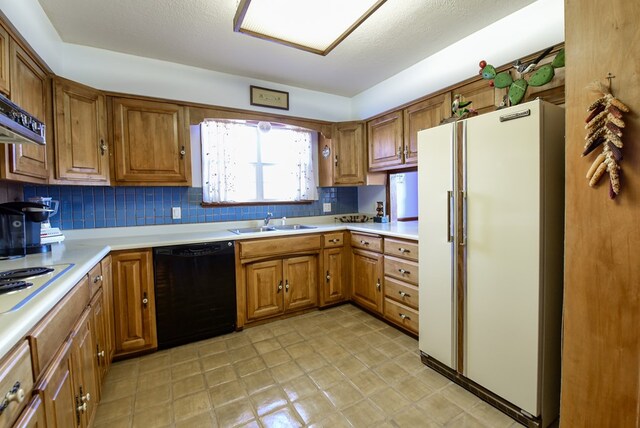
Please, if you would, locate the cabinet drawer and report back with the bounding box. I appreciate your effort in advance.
[351,232,383,253]
[0,341,34,427]
[384,277,419,310]
[384,256,419,285]
[87,262,103,297]
[239,235,321,259]
[323,233,344,248]
[29,277,90,378]
[384,238,418,261]
[384,298,419,334]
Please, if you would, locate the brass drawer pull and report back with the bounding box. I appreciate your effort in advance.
[398,247,410,254]
[398,291,411,298]
[398,268,410,275]
[399,313,411,321]
[329,238,340,243]
[360,240,369,246]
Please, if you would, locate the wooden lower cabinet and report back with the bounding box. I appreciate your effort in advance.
[70,308,98,428]
[100,255,115,364]
[351,248,384,314]
[245,255,317,322]
[12,395,46,428]
[246,259,283,320]
[321,247,346,306]
[90,288,107,398]
[36,339,76,428]
[112,249,157,357]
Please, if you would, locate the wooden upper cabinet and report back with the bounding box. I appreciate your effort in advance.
[111,249,157,357]
[0,25,10,95]
[111,97,191,186]
[367,110,403,171]
[333,121,365,185]
[0,39,48,183]
[453,78,499,116]
[52,78,109,184]
[403,93,450,167]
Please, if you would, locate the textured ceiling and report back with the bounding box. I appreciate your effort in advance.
[37,0,536,97]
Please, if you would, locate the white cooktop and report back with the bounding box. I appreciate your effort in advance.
[0,263,74,314]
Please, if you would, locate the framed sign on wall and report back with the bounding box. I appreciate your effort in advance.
[250,85,289,110]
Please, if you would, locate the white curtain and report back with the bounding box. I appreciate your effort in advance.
[201,120,318,203]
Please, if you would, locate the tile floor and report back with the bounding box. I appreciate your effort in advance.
[93,305,522,427]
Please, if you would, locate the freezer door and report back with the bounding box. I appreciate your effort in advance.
[463,103,542,415]
[418,123,456,369]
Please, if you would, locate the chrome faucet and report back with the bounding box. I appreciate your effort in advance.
[264,212,273,226]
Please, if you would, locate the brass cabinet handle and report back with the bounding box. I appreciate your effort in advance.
[399,313,411,321]
[329,238,339,243]
[397,145,402,159]
[376,279,381,291]
[97,350,105,359]
[360,240,369,246]
[326,271,331,282]
[99,139,107,156]
[142,292,149,307]
[0,381,25,413]
[398,247,410,254]
[179,145,186,159]
[398,290,411,298]
[93,274,103,284]
[277,280,283,292]
[334,155,338,167]
[398,268,410,275]
[403,146,408,157]
[285,280,289,292]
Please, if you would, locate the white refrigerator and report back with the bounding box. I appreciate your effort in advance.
[418,100,564,427]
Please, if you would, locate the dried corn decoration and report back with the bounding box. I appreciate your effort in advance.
[583,80,630,199]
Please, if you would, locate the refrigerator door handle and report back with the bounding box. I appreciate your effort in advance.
[447,190,454,242]
[459,190,467,246]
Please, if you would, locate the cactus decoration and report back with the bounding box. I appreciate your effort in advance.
[583,77,629,200]
[478,47,565,106]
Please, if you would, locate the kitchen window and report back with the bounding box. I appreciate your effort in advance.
[201,120,318,204]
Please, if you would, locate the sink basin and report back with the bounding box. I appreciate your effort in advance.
[228,226,276,234]
[272,224,317,230]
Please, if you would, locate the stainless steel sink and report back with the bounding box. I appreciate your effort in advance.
[272,224,317,230]
[228,226,276,234]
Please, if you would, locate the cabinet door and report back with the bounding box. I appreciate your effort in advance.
[283,255,317,312]
[52,78,109,184]
[403,94,450,167]
[321,247,346,306]
[367,110,403,171]
[111,97,191,185]
[351,248,383,314]
[0,25,9,95]
[100,255,115,365]
[0,40,48,183]
[333,122,365,185]
[70,308,98,428]
[245,259,283,321]
[36,339,76,428]
[112,249,157,357]
[13,395,46,428]
[453,79,497,115]
[90,288,107,399]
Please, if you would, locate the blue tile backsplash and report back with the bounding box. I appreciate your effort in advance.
[23,186,358,230]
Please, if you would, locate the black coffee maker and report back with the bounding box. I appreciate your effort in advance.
[0,201,53,258]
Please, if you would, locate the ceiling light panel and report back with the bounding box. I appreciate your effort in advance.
[234,0,386,55]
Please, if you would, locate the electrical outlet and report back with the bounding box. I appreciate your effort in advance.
[323,203,331,213]
[172,207,181,219]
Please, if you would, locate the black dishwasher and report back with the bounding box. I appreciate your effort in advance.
[153,241,236,349]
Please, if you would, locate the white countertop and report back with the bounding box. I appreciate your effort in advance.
[0,216,417,359]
